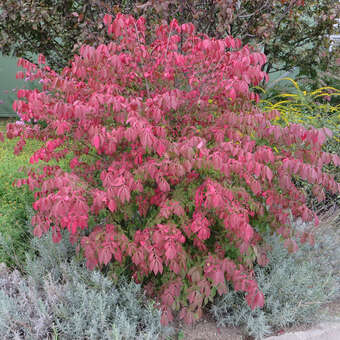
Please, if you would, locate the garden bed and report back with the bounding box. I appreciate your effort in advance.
[0,207,338,339]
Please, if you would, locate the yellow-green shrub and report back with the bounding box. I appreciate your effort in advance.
[258,78,340,210]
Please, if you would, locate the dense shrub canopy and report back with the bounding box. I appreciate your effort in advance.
[2,13,339,325]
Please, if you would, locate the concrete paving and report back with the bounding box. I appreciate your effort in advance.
[265,322,340,340]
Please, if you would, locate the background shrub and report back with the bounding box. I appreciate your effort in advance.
[1,0,339,82]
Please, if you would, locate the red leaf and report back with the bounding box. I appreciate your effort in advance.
[173,202,185,216]
[70,157,80,169]
[132,248,145,266]
[46,140,55,152]
[169,260,181,274]
[16,71,25,79]
[228,88,236,101]
[38,54,46,65]
[254,162,262,177]
[243,223,254,242]
[170,93,178,110]
[140,128,154,148]
[188,267,202,284]
[159,204,172,219]
[246,289,265,309]
[180,308,196,325]
[33,225,43,238]
[197,227,210,241]
[158,176,170,192]
[52,229,62,243]
[160,307,173,326]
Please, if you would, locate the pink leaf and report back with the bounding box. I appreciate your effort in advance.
[33,225,43,238]
[197,227,210,241]
[118,185,130,203]
[98,247,112,265]
[228,88,236,101]
[108,199,117,212]
[265,166,273,182]
[103,14,112,27]
[156,140,166,157]
[112,176,125,187]
[158,177,170,192]
[38,54,46,65]
[149,253,163,275]
[93,135,101,149]
[211,270,225,286]
[243,223,254,242]
[165,242,177,260]
[246,289,265,309]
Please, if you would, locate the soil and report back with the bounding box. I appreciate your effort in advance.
[173,317,245,340]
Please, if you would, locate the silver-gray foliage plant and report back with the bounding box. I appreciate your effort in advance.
[210,224,340,340]
[0,228,165,340]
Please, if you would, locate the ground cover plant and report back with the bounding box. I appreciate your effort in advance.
[2,13,340,326]
[0,226,165,340]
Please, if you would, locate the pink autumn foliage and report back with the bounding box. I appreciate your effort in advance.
[3,12,340,326]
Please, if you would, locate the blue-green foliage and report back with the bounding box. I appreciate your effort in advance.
[0,227,165,340]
